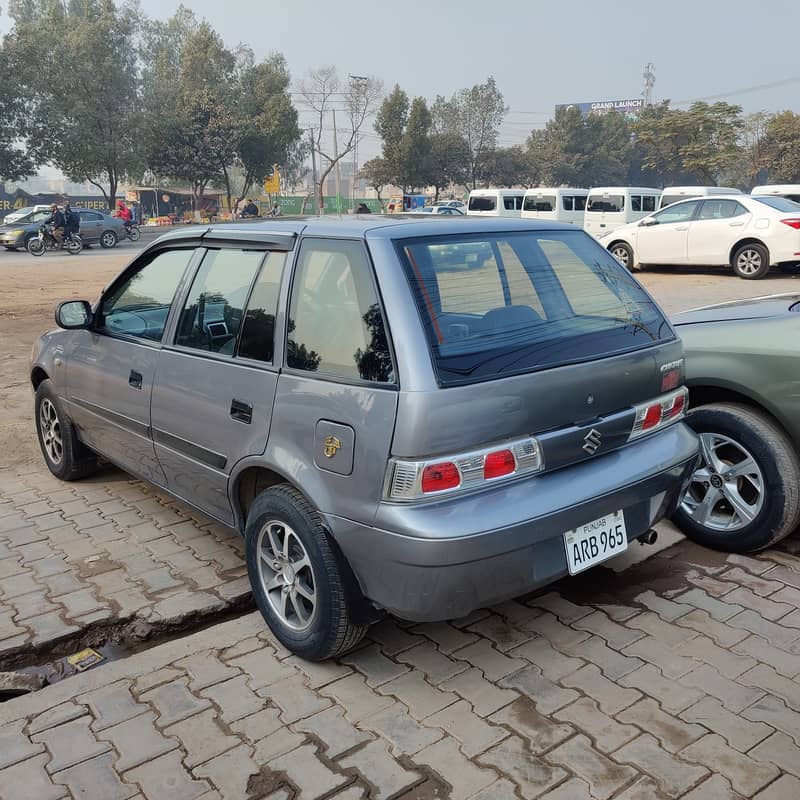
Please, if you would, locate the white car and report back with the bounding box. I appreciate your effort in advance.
[2,204,51,225]
[434,200,466,211]
[418,205,465,215]
[601,195,800,280]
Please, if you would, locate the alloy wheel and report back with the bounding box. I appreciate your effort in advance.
[255,519,317,630]
[611,245,630,268]
[736,249,762,276]
[39,398,63,465]
[680,432,764,531]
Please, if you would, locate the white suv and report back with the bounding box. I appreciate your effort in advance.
[601,195,800,279]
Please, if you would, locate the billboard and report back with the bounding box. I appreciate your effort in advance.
[555,99,645,122]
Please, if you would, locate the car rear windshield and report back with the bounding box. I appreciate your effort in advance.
[396,230,673,386]
[586,195,624,212]
[753,196,800,212]
[468,196,496,211]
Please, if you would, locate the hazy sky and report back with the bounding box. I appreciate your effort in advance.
[3,0,798,169]
[128,0,800,159]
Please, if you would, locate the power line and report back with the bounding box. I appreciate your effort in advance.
[672,76,800,106]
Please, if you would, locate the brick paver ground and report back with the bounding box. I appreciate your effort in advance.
[3,458,800,798]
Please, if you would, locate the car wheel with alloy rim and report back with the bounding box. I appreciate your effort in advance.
[672,402,800,552]
[244,484,369,660]
[609,241,634,270]
[100,230,118,248]
[732,242,769,279]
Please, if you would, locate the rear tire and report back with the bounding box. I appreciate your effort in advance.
[35,380,98,481]
[245,484,368,660]
[609,241,634,271]
[672,403,800,552]
[127,225,141,241]
[732,243,770,279]
[100,230,117,249]
[66,235,83,255]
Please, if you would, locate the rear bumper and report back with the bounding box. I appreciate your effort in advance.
[326,423,699,621]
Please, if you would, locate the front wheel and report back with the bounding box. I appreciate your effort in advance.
[245,484,368,660]
[609,241,634,271]
[35,380,98,481]
[126,225,141,241]
[732,243,770,279]
[100,230,117,249]
[28,237,45,256]
[672,403,800,552]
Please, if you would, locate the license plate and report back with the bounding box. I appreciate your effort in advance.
[564,510,628,575]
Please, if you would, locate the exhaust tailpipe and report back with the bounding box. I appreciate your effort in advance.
[639,529,658,546]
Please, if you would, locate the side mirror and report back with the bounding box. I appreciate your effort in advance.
[639,217,657,227]
[55,300,92,329]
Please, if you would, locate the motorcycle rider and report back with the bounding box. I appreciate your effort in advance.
[45,204,66,246]
[115,200,133,231]
[63,202,79,243]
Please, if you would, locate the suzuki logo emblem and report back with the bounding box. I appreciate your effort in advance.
[582,428,602,455]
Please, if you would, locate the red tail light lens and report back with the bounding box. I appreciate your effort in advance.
[630,387,688,440]
[421,462,460,494]
[780,218,800,230]
[484,449,516,480]
[642,405,662,430]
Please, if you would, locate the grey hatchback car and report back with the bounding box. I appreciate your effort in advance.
[31,217,698,659]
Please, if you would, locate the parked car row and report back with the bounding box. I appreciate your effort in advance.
[0,206,128,251]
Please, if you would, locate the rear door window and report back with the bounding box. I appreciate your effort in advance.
[287,238,395,383]
[698,199,748,220]
[397,231,672,386]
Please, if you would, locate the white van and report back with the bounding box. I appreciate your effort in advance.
[467,189,525,217]
[751,185,800,204]
[521,188,589,225]
[658,186,742,210]
[584,187,661,238]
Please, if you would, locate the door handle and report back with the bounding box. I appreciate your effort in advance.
[729,221,745,227]
[230,399,252,424]
[128,370,143,390]
[674,226,688,231]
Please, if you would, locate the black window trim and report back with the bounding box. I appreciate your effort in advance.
[282,235,399,389]
[92,243,203,349]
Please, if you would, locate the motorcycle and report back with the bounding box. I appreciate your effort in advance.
[123,222,141,242]
[27,224,83,256]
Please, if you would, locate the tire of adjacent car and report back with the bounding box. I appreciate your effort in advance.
[244,484,369,660]
[731,242,770,279]
[608,241,634,271]
[100,230,118,248]
[34,380,98,481]
[672,402,800,552]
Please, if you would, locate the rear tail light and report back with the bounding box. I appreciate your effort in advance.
[629,387,688,440]
[780,218,800,230]
[385,437,543,501]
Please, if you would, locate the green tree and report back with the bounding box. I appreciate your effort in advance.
[399,97,432,191]
[374,85,409,183]
[432,77,508,189]
[427,132,469,201]
[0,42,35,180]
[228,54,301,211]
[761,111,800,183]
[483,146,537,187]
[8,0,142,207]
[142,17,237,212]
[359,157,393,208]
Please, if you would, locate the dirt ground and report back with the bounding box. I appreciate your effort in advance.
[2,247,799,472]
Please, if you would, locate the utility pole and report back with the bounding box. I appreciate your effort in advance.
[349,75,369,212]
[308,127,319,214]
[642,63,656,107]
[332,109,342,215]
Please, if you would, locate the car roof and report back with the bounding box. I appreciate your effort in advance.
[588,187,661,194]
[150,216,579,246]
